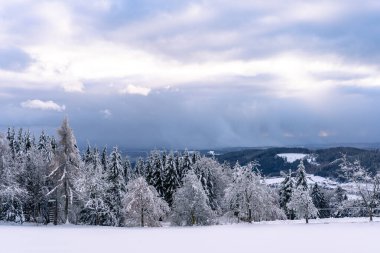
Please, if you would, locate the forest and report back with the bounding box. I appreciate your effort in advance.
[0,118,379,226]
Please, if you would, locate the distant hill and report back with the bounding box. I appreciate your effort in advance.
[216,147,380,180]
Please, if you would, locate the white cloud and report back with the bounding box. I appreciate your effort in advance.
[21,99,66,112]
[62,81,84,93]
[319,130,331,138]
[100,109,112,118]
[120,84,151,96]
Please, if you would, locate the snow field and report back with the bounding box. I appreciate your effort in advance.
[1,218,379,253]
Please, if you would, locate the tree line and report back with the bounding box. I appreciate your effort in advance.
[0,118,378,226]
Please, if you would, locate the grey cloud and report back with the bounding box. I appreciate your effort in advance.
[2,83,380,149]
[0,47,33,71]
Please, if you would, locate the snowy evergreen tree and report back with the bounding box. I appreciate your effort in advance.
[105,147,126,226]
[38,131,47,151]
[83,144,92,165]
[123,177,169,227]
[295,160,308,190]
[279,170,295,219]
[6,127,16,158]
[24,130,33,152]
[150,151,165,197]
[192,152,201,164]
[101,147,108,173]
[178,150,192,180]
[171,170,215,226]
[163,152,180,206]
[47,117,82,224]
[134,157,145,178]
[123,157,132,185]
[224,162,285,223]
[311,183,329,218]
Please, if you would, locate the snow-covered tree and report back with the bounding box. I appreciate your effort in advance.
[150,151,165,197]
[123,177,169,227]
[340,155,380,222]
[101,147,108,172]
[330,186,348,217]
[279,170,295,219]
[23,146,50,223]
[123,157,132,185]
[224,162,285,223]
[75,149,111,225]
[0,133,26,223]
[105,147,126,226]
[47,117,82,224]
[311,183,329,218]
[295,160,308,190]
[178,150,192,181]
[171,170,215,226]
[133,157,145,178]
[193,157,230,212]
[287,188,318,223]
[163,152,180,206]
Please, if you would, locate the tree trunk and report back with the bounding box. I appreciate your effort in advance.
[248,209,252,223]
[369,207,373,222]
[54,191,58,225]
[191,211,196,226]
[141,208,144,227]
[64,179,69,224]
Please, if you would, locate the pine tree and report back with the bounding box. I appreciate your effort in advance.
[38,131,47,151]
[279,170,295,219]
[123,157,132,185]
[101,147,108,173]
[311,183,329,218]
[150,151,164,197]
[24,130,33,152]
[83,144,92,165]
[179,150,192,180]
[295,160,308,190]
[134,157,145,178]
[163,152,180,206]
[105,147,125,226]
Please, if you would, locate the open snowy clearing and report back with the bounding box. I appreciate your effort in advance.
[1,218,379,253]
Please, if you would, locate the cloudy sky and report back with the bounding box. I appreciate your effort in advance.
[1,0,380,149]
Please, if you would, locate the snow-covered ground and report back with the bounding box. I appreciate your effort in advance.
[277,153,308,163]
[265,174,339,189]
[1,218,379,253]
[276,153,319,165]
[265,173,364,200]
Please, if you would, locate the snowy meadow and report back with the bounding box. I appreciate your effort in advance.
[1,218,379,253]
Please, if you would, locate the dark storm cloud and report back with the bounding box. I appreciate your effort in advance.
[2,83,380,149]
